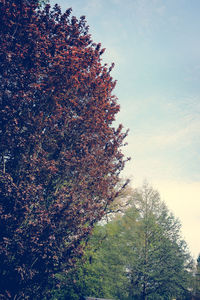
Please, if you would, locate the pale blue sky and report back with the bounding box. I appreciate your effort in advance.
[50,0,200,258]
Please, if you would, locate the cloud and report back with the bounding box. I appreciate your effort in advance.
[142,119,200,149]
[124,115,200,160]
[120,95,200,195]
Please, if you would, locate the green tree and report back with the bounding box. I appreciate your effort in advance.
[127,183,193,299]
[52,183,193,300]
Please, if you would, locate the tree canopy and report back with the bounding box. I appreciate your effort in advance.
[0,0,128,298]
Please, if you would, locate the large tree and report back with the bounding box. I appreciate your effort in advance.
[0,0,128,298]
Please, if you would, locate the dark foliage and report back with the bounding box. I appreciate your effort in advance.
[0,0,128,298]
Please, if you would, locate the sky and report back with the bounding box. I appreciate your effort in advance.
[50,0,200,260]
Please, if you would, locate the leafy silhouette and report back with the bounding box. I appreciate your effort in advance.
[0,0,128,298]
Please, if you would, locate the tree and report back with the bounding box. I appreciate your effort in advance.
[126,183,193,300]
[0,0,128,298]
[59,183,193,300]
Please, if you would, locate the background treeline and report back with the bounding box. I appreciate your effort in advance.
[48,183,199,300]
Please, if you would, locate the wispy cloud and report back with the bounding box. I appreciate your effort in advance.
[134,119,200,150]
[121,96,200,184]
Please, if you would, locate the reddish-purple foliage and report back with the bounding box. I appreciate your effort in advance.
[0,0,128,298]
